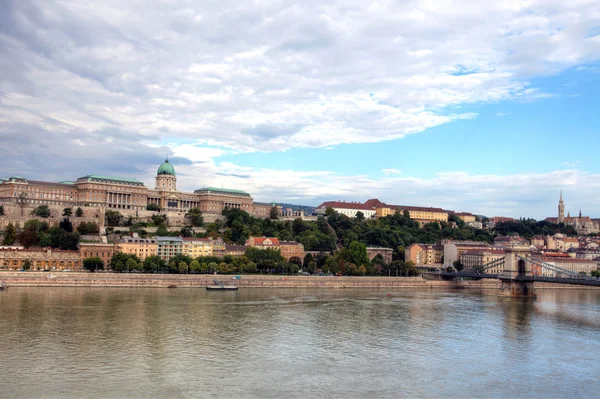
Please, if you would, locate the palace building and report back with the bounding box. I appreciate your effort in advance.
[0,159,276,219]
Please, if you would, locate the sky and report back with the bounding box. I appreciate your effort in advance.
[1,0,600,219]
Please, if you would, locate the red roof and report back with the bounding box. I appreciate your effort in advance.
[251,237,280,246]
[491,216,516,223]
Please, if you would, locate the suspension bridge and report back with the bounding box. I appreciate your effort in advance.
[438,245,600,297]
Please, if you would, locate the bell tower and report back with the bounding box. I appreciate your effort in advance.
[558,190,564,223]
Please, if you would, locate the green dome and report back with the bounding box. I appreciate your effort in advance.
[157,159,175,176]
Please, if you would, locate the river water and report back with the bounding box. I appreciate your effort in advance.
[0,287,599,398]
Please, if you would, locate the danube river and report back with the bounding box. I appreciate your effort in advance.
[1,288,599,398]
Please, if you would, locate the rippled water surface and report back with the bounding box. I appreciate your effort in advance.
[1,287,599,398]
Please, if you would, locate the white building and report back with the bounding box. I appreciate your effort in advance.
[315,200,377,218]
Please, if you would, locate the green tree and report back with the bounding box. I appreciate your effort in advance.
[151,214,168,225]
[206,261,218,272]
[180,225,193,237]
[83,257,104,272]
[33,205,50,218]
[186,208,204,227]
[143,255,164,273]
[156,224,169,236]
[22,259,32,271]
[325,207,336,217]
[105,210,123,226]
[178,261,188,274]
[75,207,84,217]
[303,253,313,269]
[63,208,72,217]
[289,256,303,267]
[189,260,201,273]
[358,264,367,275]
[59,218,73,232]
[126,258,139,272]
[113,261,126,273]
[307,260,317,274]
[453,260,464,272]
[147,203,161,211]
[77,222,99,235]
[345,241,369,267]
[269,206,280,220]
[356,211,365,221]
[3,222,17,245]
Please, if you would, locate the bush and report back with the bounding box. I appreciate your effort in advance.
[77,222,99,235]
[32,205,50,218]
[83,257,104,272]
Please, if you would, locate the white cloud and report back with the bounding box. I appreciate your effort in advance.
[382,168,401,175]
[1,0,599,154]
[495,111,511,116]
[168,159,600,219]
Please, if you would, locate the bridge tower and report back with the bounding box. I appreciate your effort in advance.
[498,245,536,298]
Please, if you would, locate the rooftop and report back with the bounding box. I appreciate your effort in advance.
[77,175,145,186]
[194,187,251,196]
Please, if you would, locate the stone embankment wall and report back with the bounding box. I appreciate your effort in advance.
[0,204,104,230]
[1,272,598,290]
[0,203,220,233]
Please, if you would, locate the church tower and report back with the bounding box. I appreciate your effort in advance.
[558,190,565,223]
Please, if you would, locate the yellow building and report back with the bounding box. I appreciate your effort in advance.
[454,212,476,223]
[369,199,448,222]
[182,238,213,258]
[117,238,157,260]
[405,243,443,265]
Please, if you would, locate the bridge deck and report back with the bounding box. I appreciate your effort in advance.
[436,272,600,286]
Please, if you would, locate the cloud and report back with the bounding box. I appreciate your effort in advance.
[382,168,401,175]
[1,0,600,218]
[168,160,600,220]
[1,0,600,159]
[495,111,511,117]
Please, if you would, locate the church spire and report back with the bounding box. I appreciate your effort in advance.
[579,209,582,218]
[558,189,565,223]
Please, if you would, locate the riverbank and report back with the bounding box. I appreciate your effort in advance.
[1,271,598,290]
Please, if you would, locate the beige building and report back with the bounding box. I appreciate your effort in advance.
[79,243,114,269]
[279,241,305,261]
[117,237,157,261]
[442,240,492,267]
[454,212,477,223]
[225,244,246,257]
[459,249,505,273]
[211,238,226,257]
[182,238,213,258]
[536,257,598,277]
[0,248,81,270]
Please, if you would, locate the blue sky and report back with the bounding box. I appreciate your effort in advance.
[1,1,600,218]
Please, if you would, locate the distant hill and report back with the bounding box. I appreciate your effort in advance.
[278,203,316,215]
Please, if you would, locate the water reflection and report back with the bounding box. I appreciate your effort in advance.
[0,288,599,398]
